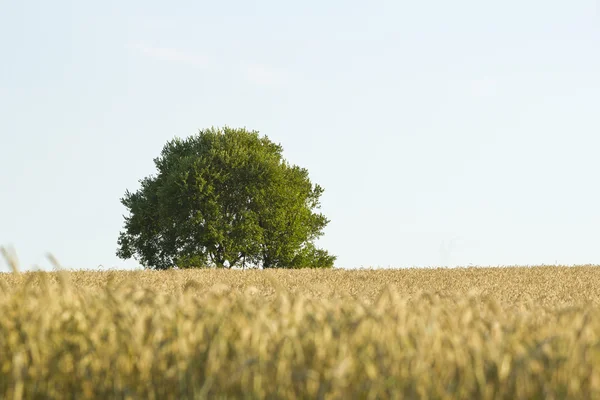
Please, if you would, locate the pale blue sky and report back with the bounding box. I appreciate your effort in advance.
[1,1,599,271]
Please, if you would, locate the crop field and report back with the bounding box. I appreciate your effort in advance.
[1,259,600,399]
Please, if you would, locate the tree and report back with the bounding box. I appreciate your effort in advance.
[116,126,336,270]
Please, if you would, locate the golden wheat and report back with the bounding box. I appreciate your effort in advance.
[1,251,600,399]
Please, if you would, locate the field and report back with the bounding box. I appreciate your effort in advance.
[1,260,600,399]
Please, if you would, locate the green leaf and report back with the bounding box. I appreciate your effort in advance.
[116,126,335,269]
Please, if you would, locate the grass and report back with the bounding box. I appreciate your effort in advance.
[1,250,600,399]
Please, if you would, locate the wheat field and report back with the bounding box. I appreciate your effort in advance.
[1,254,600,399]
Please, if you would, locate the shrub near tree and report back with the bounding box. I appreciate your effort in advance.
[117,126,336,270]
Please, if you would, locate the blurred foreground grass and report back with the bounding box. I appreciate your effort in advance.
[1,250,600,399]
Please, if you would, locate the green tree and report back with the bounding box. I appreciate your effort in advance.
[117,126,336,270]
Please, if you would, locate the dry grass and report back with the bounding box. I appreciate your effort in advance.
[1,251,600,399]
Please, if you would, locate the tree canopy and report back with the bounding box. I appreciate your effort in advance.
[116,127,335,269]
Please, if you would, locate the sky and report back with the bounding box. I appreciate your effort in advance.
[1,0,599,271]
